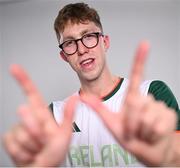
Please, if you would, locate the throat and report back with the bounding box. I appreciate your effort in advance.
[79,76,121,99]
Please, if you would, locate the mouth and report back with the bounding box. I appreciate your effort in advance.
[80,58,95,70]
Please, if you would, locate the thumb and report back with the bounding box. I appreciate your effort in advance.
[61,95,79,132]
[80,94,121,135]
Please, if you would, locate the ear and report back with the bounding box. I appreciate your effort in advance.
[60,51,68,62]
[103,35,110,52]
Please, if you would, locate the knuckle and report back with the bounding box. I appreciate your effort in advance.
[154,121,169,136]
[15,152,33,165]
[153,125,164,136]
[15,129,29,145]
[5,140,32,164]
[142,116,151,126]
[6,140,20,159]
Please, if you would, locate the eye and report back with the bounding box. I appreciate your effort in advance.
[63,40,75,48]
[83,33,96,40]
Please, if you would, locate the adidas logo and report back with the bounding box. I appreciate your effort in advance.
[72,122,81,132]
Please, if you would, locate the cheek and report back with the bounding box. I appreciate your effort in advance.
[98,40,108,54]
[96,46,106,60]
[67,58,79,71]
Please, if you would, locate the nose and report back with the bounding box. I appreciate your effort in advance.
[76,40,89,56]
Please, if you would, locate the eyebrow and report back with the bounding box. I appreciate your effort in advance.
[63,29,95,42]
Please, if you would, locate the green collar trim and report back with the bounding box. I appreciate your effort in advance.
[102,78,124,101]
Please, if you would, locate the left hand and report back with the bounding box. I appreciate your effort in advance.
[3,65,79,167]
[80,42,177,166]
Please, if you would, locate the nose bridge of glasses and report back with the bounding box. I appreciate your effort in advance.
[76,37,87,50]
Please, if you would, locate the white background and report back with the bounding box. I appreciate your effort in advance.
[0,0,180,166]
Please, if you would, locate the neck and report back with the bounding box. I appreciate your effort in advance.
[79,68,120,98]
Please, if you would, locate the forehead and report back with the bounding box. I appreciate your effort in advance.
[60,21,101,42]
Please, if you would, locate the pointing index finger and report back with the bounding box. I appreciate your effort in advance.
[10,64,57,126]
[128,41,150,94]
[10,64,44,105]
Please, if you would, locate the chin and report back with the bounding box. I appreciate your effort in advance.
[82,73,100,82]
[78,67,103,82]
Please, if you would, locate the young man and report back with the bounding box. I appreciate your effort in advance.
[3,2,180,167]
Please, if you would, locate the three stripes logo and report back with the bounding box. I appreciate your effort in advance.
[72,122,81,132]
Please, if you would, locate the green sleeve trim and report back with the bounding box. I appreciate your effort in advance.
[148,80,180,130]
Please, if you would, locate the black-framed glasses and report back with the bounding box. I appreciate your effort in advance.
[59,32,104,56]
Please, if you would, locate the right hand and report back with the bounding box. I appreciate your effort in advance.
[3,64,78,167]
[81,42,177,166]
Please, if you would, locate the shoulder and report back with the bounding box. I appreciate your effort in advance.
[48,100,66,124]
[148,80,180,130]
[147,80,177,105]
[148,80,171,94]
[123,78,153,95]
[48,92,79,122]
[48,100,65,113]
[120,78,178,108]
[139,79,178,106]
[49,92,79,110]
